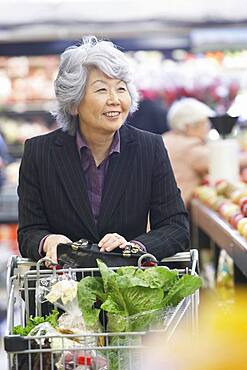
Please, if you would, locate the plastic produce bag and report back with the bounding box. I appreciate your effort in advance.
[45,274,99,349]
[28,322,81,350]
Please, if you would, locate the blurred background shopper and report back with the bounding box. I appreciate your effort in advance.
[162,98,214,208]
[17,36,189,264]
[163,97,247,208]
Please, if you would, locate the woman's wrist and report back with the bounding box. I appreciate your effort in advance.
[129,240,147,252]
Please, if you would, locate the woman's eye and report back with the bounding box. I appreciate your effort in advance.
[118,87,126,92]
[96,88,107,92]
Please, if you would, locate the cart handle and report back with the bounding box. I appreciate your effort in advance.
[7,249,199,280]
[137,253,158,268]
[138,249,199,274]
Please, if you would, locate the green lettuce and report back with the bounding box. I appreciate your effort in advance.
[12,309,59,336]
[161,274,202,307]
[77,259,202,334]
[77,276,105,330]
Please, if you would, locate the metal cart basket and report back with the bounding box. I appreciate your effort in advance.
[4,249,200,370]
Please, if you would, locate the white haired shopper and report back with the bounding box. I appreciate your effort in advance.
[18,36,189,264]
[163,98,247,207]
[163,98,214,207]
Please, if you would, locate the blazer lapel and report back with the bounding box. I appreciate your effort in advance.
[52,131,99,240]
[98,125,136,231]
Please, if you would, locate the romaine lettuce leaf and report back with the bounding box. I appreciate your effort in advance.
[77,276,105,329]
[161,274,202,307]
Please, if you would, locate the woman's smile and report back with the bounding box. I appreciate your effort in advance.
[103,111,121,118]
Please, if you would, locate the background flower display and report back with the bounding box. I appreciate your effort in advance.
[129,50,242,113]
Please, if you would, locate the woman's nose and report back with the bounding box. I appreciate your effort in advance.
[107,91,120,105]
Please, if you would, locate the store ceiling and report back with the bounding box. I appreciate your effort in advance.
[1,0,247,24]
[0,0,247,51]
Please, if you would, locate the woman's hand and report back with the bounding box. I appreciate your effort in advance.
[43,234,72,266]
[98,233,128,252]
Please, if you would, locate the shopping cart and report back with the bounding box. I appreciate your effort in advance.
[4,249,200,370]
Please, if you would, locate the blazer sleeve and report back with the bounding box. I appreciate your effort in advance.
[134,135,190,260]
[17,139,51,261]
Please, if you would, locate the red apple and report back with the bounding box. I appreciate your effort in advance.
[213,197,227,212]
[231,190,247,204]
[242,203,247,217]
[218,203,229,217]
[240,196,247,211]
[229,213,244,229]
[222,204,240,221]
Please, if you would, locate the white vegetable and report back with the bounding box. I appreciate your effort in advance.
[46,280,78,304]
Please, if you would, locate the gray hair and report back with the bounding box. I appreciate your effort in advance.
[167,97,215,133]
[53,35,139,133]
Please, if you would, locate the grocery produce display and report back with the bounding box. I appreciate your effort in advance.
[193,180,247,238]
[0,50,244,156]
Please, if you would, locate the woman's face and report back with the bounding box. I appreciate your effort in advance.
[78,67,131,136]
[186,118,210,141]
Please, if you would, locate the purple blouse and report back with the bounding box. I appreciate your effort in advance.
[76,129,120,223]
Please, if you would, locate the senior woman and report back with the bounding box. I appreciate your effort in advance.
[18,36,189,264]
[162,98,214,208]
[163,97,247,208]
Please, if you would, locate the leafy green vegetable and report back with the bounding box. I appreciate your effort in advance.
[98,261,176,332]
[115,265,178,290]
[161,274,202,307]
[77,276,105,330]
[76,259,203,335]
[132,266,178,290]
[12,309,59,336]
[103,286,164,332]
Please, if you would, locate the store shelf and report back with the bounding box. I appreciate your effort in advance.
[0,102,56,114]
[191,198,247,277]
[0,107,55,123]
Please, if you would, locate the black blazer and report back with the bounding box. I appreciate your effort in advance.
[18,124,189,261]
